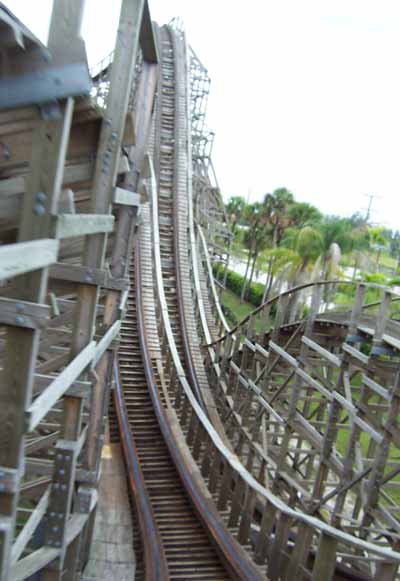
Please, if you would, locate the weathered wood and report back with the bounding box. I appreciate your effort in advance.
[0,239,59,281]
[26,341,95,431]
[53,214,114,239]
[0,297,50,330]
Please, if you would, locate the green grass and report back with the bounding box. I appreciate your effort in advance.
[221,289,253,322]
[221,289,267,335]
[379,252,398,271]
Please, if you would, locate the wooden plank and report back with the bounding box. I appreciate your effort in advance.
[54,214,114,239]
[10,488,50,564]
[383,333,400,352]
[269,340,299,368]
[302,336,341,367]
[0,156,130,214]
[311,533,337,581]
[26,341,96,432]
[362,374,390,401]
[112,187,140,207]
[0,239,59,281]
[0,119,100,171]
[50,262,128,290]
[0,297,50,330]
[10,510,91,580]
[342,343,369,365]
[92,321,121,368]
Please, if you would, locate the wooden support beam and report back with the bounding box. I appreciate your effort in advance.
[113,187,140,207]
[53,214,114,239]
[49,262,128,290]
[0,297,50,330]
[0,239,59,281]
[25,341,95,432]
[10,488,50,565]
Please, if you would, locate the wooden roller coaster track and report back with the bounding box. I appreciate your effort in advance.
[1,2,400,580]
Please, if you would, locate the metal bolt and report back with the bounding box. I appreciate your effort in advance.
[15,315,25,325]
[61,484,67,491]
[36,192,47,203]
[34,204,46,216]
[16,304,25,313]
[50,512,56,517]
[57,454,63,461]
[52,526,59,532]
[59,469,65,476]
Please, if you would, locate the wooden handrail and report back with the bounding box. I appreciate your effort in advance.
[206,279,400,348]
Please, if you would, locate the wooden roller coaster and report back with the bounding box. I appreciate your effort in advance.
[1,1,400,580]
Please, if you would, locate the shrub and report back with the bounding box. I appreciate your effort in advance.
[212,264,264,307]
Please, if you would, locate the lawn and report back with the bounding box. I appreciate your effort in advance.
[221,289,254,322]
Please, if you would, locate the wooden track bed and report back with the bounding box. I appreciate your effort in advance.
[117,246,230,580]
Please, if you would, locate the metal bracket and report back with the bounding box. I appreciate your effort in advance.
[75,469,98,485]
[45,441,76,548]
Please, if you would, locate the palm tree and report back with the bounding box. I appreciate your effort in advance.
[349,225,370,279]
[318,217,353,279]
[288,202,322,228]
[282,226,323,321]
[261,188,295,303]
[225,196,247,236]
[240,202,266,302]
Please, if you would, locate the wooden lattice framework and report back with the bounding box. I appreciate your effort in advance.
[0,1,156,579]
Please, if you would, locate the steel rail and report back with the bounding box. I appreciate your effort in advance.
[113,358,169,580]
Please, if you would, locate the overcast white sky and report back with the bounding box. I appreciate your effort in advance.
[7,1,400,229]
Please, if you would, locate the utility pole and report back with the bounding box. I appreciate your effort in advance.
[363,193,381,222]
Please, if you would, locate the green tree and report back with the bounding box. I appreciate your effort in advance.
[225,196,247,236]
[240,202,269,302]
[288,202,322,228]
[349,225,370,279]
[318,216,353,279]
[368,226,387,270]
[282,226,323,321]
[261,188,295,303]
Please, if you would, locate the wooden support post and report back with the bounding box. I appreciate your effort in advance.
[0,55,75,581]
[311,533,337,581]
